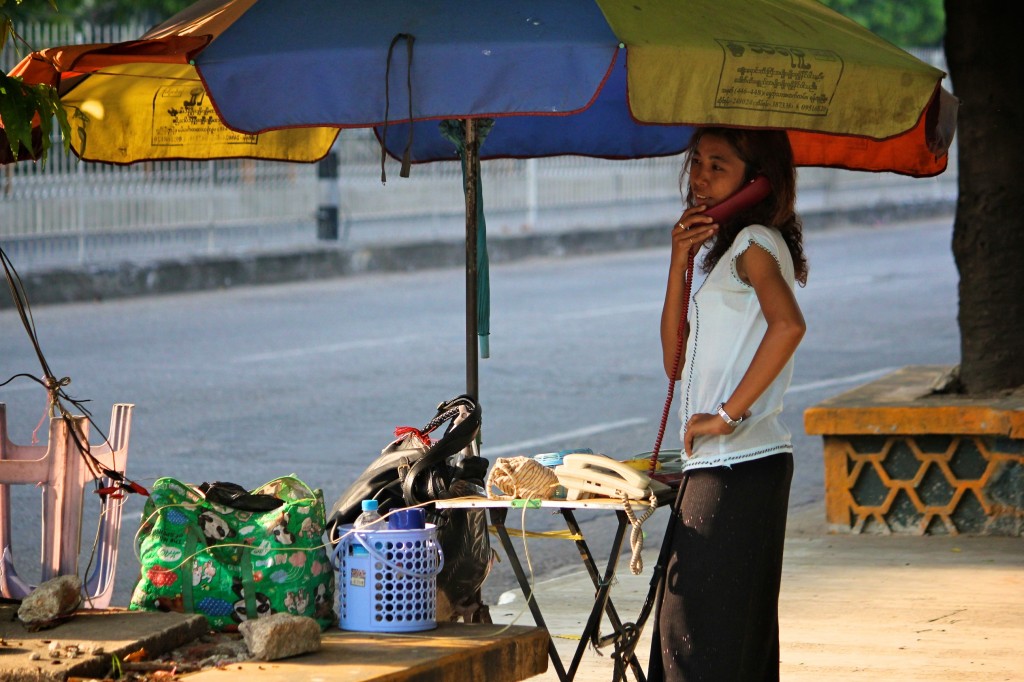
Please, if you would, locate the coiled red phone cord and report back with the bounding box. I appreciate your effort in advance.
[648,250,695,475]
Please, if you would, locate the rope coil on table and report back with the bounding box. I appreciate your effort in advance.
[485,456,559,500]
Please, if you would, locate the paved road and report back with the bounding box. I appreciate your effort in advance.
[0,216,958,606]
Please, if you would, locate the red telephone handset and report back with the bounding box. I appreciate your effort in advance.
[702,174,772,223]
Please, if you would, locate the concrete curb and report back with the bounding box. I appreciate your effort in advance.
[2,225,672,309]
[2,200,954,310]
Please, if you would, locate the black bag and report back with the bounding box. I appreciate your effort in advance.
[327,395,492,621]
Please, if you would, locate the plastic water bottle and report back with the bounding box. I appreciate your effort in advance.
[353,499,384,530]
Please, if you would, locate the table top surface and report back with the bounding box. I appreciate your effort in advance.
[187,623,549,682]
[0,610,548,682]
[435,495,656,510]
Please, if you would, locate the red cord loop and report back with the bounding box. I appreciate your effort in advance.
[649,250,695,474]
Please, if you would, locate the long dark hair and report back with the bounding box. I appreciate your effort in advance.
[679,127,808,285]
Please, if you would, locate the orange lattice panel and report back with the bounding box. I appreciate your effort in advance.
[823,434,1023,535]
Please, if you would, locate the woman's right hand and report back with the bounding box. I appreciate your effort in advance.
[662,206,714,378]
[671,206,718,266]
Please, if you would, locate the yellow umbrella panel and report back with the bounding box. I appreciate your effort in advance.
[600,0,954,175]
[10,45,337,164]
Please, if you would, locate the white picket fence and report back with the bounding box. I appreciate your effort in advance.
[1,25,957,271]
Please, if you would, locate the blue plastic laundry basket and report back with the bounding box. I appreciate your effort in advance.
[333,523,444,632]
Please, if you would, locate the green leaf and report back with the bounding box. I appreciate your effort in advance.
[0,72,68,164]
[0,74,35,160]
[1,15,11,53]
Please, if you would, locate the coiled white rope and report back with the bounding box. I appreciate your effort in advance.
[485,456,559,500]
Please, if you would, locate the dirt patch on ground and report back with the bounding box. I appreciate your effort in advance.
[67,630,251,680]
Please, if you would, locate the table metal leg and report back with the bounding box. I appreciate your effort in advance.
[488,507,569,682]
[561,509,647,682]
[488,506,648,682]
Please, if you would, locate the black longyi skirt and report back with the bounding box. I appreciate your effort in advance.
[648,452,794,682]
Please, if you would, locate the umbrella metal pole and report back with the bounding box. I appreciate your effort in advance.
[463,119,492,625]
[464,118,479,402]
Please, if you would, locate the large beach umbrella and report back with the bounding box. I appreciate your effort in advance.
[3,0,957,398]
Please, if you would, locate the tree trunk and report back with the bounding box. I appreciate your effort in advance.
[944,0,1024,393]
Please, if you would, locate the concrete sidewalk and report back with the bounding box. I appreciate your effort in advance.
[490,505,1024,682]
[0,504,1020,681]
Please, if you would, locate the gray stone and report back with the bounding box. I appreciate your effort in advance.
[239,613,321,661]
[17,575,82,632]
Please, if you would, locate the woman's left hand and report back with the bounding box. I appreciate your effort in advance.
[684,409,751,456]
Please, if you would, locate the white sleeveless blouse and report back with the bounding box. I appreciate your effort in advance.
[678,224,796,470]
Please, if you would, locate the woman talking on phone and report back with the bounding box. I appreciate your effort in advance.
[650,127,808,682]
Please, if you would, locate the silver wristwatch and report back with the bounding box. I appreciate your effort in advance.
[717,402,744,428]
